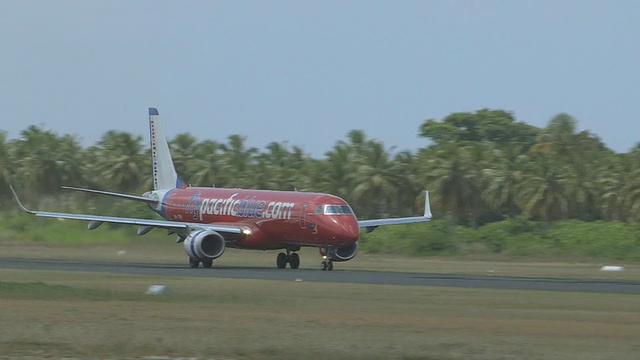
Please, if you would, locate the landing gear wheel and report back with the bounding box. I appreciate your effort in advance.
[189,258,200,268]
[276,252,287,269]
[289,253,300,269]
[321,261,328,271]
[327,261,333,271]
[202,259,213,268]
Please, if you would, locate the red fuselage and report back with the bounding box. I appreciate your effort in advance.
[158,187,360,250]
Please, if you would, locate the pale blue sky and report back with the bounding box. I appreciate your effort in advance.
[1,0,638,157]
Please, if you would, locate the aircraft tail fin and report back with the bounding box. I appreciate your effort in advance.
[149,108,186,190]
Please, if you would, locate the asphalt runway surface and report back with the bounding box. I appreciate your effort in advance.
[0,257,638,294]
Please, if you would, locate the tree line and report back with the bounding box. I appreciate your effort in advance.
[1,109,639,226]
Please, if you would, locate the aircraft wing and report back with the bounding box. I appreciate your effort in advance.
[10,186,243,236]
[358,191,432,233]
[61,185,158,204]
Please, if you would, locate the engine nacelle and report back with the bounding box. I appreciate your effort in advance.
[183,230,226,261]
[319,241,358,262]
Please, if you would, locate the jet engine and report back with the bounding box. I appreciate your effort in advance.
[319,241,358,262]
[183,230,226,261]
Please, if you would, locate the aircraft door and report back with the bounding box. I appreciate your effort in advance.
[298,203,308,229]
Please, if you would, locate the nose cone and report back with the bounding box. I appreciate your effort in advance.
[336,216,360,242]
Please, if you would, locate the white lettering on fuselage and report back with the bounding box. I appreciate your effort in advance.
[183,192,294,221]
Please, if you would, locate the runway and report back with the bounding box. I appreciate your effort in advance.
[1,257,638,294]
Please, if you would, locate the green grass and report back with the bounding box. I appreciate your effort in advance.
[0,269,639,360]
[0,279,291,306]
[3,206,640,359]
[0,231,639,359]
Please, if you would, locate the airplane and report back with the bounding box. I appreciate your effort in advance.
[11,108,432,271]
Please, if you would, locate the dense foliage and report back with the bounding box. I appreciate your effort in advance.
[2,109,639,259]
[3,109,639,226]
[359,219,640,260]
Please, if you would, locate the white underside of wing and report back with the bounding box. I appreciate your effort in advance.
[358,216,430,228]
[29,210,243,234]
[11,185,242,235]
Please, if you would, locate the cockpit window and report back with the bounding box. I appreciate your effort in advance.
[324,205,341,214]
[323,205,354,215]
[341,205,354,214]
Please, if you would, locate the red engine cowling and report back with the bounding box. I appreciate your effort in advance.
[319,241,358,262]
[183,230,226,261]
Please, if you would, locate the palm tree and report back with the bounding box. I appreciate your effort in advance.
[287,145,314,191]
[259,142,291,190]
[55,134,88,188]
[0,132,15,202]
[532,113,578,158]
[482,144,526,219]
[603,148,640,222]
[516,153,571,221]
[348,140,413,218]
[598,153,628,221]
[390,150,422,217]
[317,141,352,199]
[169,133,199,182]
[567,154,603,220]
[91,130,146,193]
[319,130,396,216]
[13,126,67,196]
[255,142,309,191]
[190,140,225,187]
[532,113,606,164]
[220,135,258,188]
[419,142,490,227]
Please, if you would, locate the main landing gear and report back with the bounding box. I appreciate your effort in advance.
[189,258,213,268]
[276,248,300,269]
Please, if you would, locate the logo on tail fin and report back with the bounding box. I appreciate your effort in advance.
[176,176,186,189]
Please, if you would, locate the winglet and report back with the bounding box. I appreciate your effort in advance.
[424,191,432,219]
[9,185,35,214]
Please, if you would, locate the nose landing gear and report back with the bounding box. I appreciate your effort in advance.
[320,259,333,271]
[320,246,334,271]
